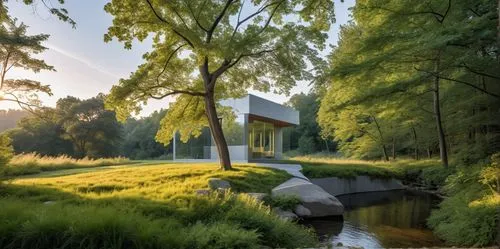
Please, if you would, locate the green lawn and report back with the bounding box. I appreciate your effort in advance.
[0,163,317,249]
[283,156,453,188]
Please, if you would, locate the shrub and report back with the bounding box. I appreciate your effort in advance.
[263,195,301,211]
[428,162,500,247]
[0,134,13,168]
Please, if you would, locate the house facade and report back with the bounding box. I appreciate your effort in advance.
[173,94,299,162]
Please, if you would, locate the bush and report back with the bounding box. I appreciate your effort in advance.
[263,195,301,211]
[428,161,500,247]
[298,135,316,155]
[0,134,13,167]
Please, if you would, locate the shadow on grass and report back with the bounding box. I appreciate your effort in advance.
[0,183,317,249]
[0,165,316,249]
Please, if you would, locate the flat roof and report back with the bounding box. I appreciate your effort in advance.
[220,94,299,126]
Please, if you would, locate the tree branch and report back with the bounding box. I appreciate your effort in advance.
[156,43,187,85]
[458,63,500,80]
[148,89,206,99]
[230,0,282,40]
[206,0,235,43]
[414,67,500,98]
[145,0,195,48]
[185,0,209,32]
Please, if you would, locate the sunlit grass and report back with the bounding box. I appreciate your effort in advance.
[11,163,290,200]
[288,155,442,179]
[2,153,133,176]
[0,162,317,248]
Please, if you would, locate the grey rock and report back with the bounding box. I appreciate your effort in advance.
[43,201,56,205]
[272,177,344,217]
[274,207,298,221]
[208,178,231,190]
[195,189,210,196]
[294,204,312,216]
[246,192,268,202]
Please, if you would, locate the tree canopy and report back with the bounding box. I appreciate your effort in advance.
[318,0,500,165]
[104,0,335,169]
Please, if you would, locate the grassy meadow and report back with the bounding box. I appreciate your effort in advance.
[0,162,318,249]
[1,153,133,177]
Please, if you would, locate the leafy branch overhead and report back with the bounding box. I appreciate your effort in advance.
[0,18,55,112]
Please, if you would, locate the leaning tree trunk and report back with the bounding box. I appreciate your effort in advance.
[204,90,232,170]
[433,56,449,168]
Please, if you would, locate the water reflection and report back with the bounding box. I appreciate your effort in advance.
[301,190,443,248]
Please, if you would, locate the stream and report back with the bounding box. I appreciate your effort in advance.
[301,189,443,248]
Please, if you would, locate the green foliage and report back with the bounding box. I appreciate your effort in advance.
[286,92,335,154]
[317,0,500,163]
[121,109,172,159]
[8,95,123,159]
[428,161,500,246]
[0,17,54,110]
[0,134,13,167]
[0,163,317,248]
[263,195,301,211]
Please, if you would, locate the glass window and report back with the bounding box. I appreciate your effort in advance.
[248,120,274,159]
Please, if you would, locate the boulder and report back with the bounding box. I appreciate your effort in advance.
[274,207,298,221]
[195,189,210,196]
[294,204,312,216]
[245,192,268,202]
[208,178,231,190]
[272,177,344,217]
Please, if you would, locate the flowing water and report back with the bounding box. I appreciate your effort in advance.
[301,190,443,248]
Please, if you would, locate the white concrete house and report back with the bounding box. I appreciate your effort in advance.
[173,94,299,162]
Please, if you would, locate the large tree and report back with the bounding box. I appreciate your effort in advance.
[104,0,334,170]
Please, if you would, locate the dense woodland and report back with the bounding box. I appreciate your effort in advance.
[317,0,499,166]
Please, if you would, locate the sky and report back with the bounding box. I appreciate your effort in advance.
[0,0,355,116]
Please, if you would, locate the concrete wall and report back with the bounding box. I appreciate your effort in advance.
[311,176,405,196]
[210,145,248,161]
[274,127,283,159]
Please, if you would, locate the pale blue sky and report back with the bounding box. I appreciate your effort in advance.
[0,0,354,116]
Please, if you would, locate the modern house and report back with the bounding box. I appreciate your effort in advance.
[173,94,299,162]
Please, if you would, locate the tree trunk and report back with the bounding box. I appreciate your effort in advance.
[382,145,389,161]
[411,127,419,160]
[371,115,388,161]
[324,139,330,153]
[433,56,449,167]
[427,147,432,159]
[204,90,232,170]
[392,137,396,160]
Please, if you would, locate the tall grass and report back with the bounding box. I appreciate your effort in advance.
[289,155,444,180]
[0,163,317,248]
[2,153,132,176]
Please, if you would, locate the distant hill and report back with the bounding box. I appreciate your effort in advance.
[0,109,30,132]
